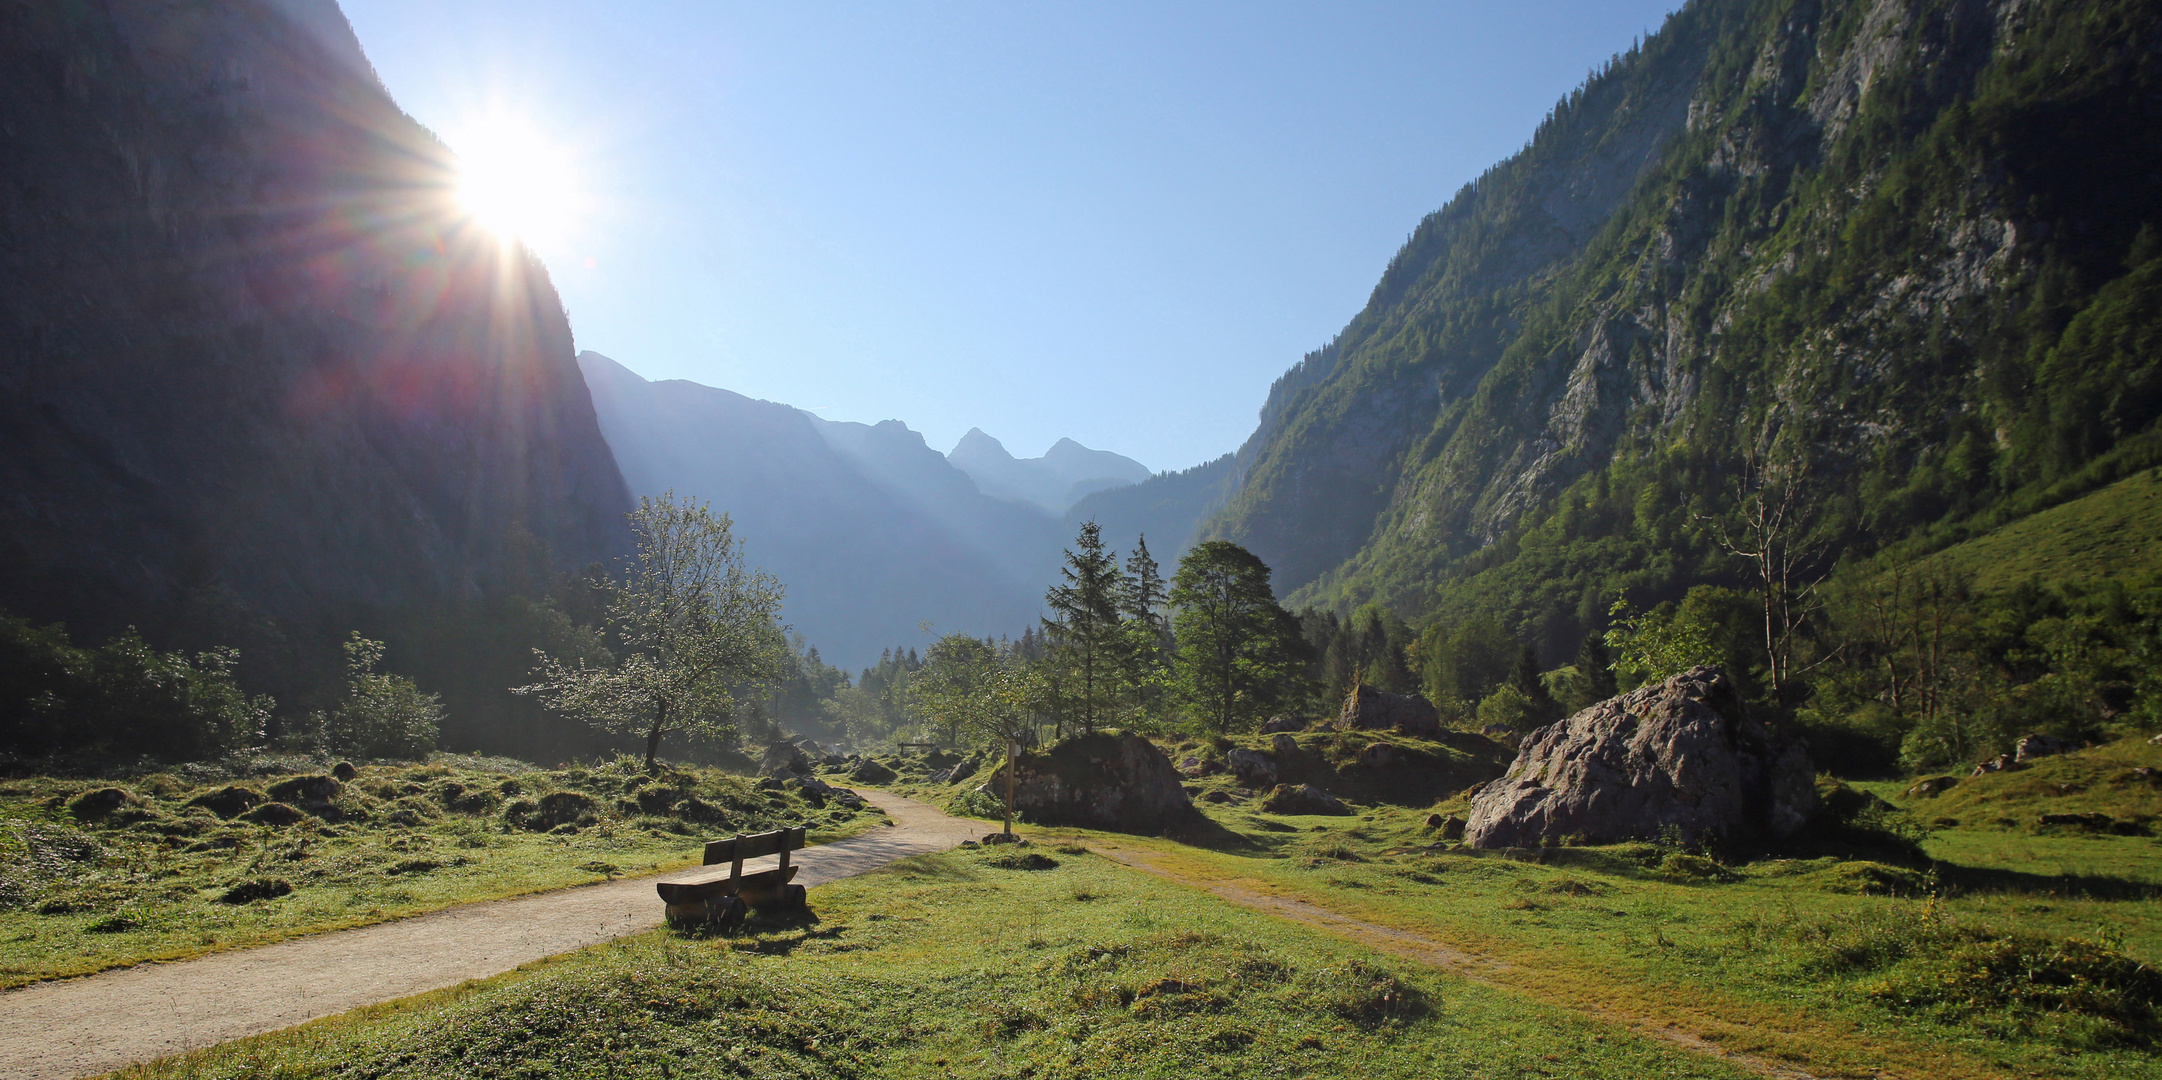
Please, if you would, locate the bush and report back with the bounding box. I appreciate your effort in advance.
[319,635,441,759]
[0,614,269,760]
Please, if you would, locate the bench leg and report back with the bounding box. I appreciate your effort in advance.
[712,894,748,931]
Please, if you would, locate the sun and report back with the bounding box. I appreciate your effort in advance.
[453,120,576,243]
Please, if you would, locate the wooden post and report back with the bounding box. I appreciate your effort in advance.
[1003,738,1016,837]
[728,833,745,889]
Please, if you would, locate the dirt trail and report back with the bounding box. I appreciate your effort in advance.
[1090,841,1827,1080]
[0,792,981,1080]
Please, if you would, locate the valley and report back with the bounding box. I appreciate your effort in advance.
[3,0,2162,1077]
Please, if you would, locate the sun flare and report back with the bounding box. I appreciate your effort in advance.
[453,121,576,243]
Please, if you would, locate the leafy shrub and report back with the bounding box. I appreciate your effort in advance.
[0,614,268,760]
[318,635,441,759]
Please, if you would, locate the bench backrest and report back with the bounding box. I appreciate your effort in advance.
[704,826,806,867]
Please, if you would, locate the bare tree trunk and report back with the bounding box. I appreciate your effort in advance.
[645,699,673,772]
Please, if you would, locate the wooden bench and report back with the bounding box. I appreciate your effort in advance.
[655,826,808,929]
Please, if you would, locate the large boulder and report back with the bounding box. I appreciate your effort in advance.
[761,743,812,777]
[1336,686,1440,737]
[1225,748,1278,786]
[981,732,1191,833]
[1463,667,1815,849]
[849,758,898,785]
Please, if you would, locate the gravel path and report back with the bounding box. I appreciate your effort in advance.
[0,791,981,1080]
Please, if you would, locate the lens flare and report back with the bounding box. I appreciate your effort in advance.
[454,121,576,242]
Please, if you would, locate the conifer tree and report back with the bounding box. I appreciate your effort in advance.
[1043,520,1127,735]
[1117,535,1173,726]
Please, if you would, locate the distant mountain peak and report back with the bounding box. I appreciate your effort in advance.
[947,429,1149,513]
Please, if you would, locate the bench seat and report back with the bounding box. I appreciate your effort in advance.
[655,863,799,905]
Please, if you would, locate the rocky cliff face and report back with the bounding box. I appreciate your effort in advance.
[1193,0,2162,649]
[0,0,631,693]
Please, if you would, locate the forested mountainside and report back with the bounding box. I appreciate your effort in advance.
[0,0,631,710]
[1064,453,1238,566]
[580,353,1057,668]
[1200,0,2162,658]
[948,428,1152,513]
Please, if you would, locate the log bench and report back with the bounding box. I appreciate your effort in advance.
[656,826,808,929]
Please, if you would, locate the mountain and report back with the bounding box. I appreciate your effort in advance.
[1064,454,1239,563]
[579,353,1059,667]
[1182,0,2162,657]
[948,428,1152,513]
[0,0,632,702]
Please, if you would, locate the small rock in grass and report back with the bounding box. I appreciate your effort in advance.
[1905,776,1959,798]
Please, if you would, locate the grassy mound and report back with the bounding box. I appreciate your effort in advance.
[122,846,1755,1080]
[0,756,865,987]
[1883,737,2162,833]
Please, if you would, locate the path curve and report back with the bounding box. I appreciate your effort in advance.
[0,792,980,1080]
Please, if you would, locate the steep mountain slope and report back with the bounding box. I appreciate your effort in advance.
[579,353,1056,667]
[1064,454,1238,563]
[1201,0,2162,655]
[949,428,1152,513]
[0,0,631,698]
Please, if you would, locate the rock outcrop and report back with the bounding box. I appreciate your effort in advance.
[2014,734,2078,763]
[982,732,1190,833]
[1261,783,1351,816]
[1335,686,1440,737]
[1463,667,1815,849]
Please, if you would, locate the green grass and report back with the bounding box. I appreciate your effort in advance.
[110,844,1760,1080]
[0,756,872,987]
[1029,739,2162,1078]
[1925,466,2162,591]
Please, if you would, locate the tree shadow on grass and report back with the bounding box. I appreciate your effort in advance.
[1934,862,2162,901]
[1161,811,1270,854]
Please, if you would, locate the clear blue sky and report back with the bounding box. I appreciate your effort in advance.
[343,1,1683,473]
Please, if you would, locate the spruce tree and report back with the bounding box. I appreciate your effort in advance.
[1118,535,1173,726]
[1044,520,1127,735]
